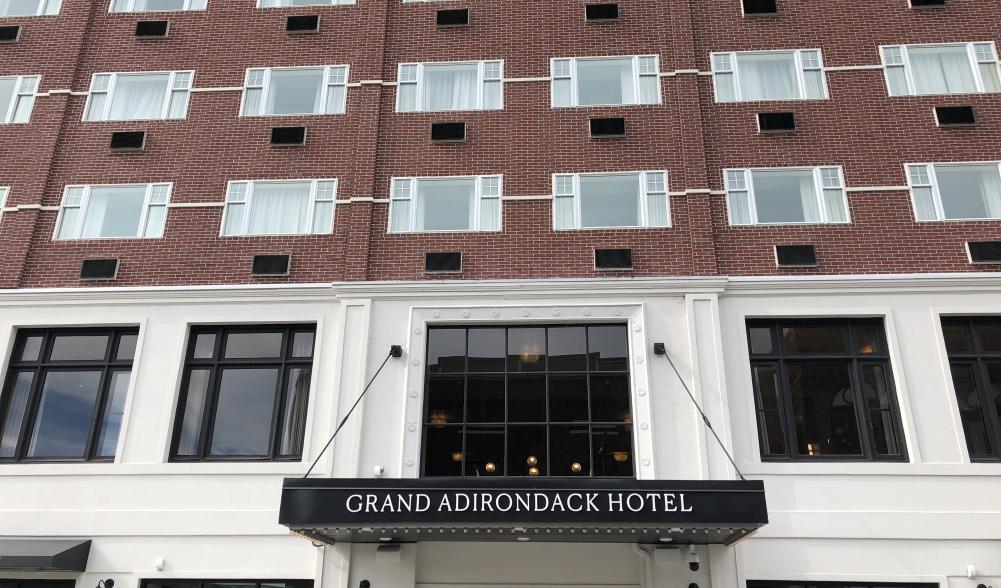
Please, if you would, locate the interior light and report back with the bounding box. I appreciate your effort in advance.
[528,466,540,476]
[612,451,630,463]
[451,451,463,462]
[520,341,542,364]
[571,462,583,473]
[806,443,815,456]
[429,410,449,424]
[484,462,496,473]
[526,455,538,466]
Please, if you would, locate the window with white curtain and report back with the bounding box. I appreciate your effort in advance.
[55,184,171,240]
[0,76,39,124]
[389,176,501,233]
[881,43,1001,96]
[396,61,503,112]
[906,162,1001,221]
[551,56,660,107]
[726,167,848,225]
[0,0,61,16]
[109,0,205,12]
[258,0,353,6]
[84,71,193,121]
[553,171,669,230]
[222,180,336,236]
[711,49,827,102]
[241,66,348,116]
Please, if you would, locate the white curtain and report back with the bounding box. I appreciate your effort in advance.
[937,165,1001,219]
[416,179,475,231]
[909,46,977,95]
[136,0,185,9]
[0,0,40,16]
[248,183,311,234]
[108,74,168,120]
[579,174,640,228]
[422,64,477,111]
[738,53,799,100]
[0,78,15,120]
[81,187,146,238]
[752,170,820,223]
[266,69,324,115]
[576,58,635,106]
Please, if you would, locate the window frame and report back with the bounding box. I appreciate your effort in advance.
[239,65,350,117]
[905,161,1001,222]
[0,187,8,221]
[0,0,61,16]
[940,316,1001,462]
[83,70,194,122]
[257,0,353,6]
[109,0,206,12]
[710,48,828,103]
[551,170,670,230]
[53,183,172,241]
[880,41,1001,96]
[388,175,502,234]
[395,60,504,113]
[550,55,662,108]
[220,179,337,237]
[0,75,40,124]
[725,166,849,226]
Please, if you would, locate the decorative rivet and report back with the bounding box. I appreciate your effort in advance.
[636,357,644,364]
[408,423,417,432]
[521,309,530,317]
[640,422,648,430]
[491,309,500,318]
[613,309,622,316]
[432,310,440,318]
[642,458,651,466]
[582,309,591,316]
[633,323,642,332]
[414,328,423,336]
[462,310,470,318]
[552,309,560,317]
[638,389,646,397]
[406,459,414,467]
[411,358,420,366]
[408,390,417,398]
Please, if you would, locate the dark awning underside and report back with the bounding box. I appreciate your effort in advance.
[0,540,91,572]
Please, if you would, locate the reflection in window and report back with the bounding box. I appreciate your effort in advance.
[726,167,848,225]
[222,180,336,236]
[0,0,61,16]
[241,66,348,116]
[396,60,503,112]
[84,71,193,121]
[941,317,1001,461]
[906,162,1001,221]
[881,42,1001,96]
[55,184,171,240]
[551,55,660,107]
[711,49,826,102]
[389,176,501,233]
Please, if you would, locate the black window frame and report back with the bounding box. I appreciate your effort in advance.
[941,316,1001,461]
[0,580,77,588]
[169,324,316,463]
[746,318,909,463]
[140,580,312,588]
[748,581,937,588]
[0,327,138,463]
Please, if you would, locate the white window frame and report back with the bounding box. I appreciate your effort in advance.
[710,49,828,102]
[880,42,1001,96]
[240,65,349,117]
[221,179,337,237]
[83,70,194,122]
[550,55,661,108]
[257,0,354,7]
[109,0,206,12]
[395,60,504,113]
[0,0,61,16]
[54,183,172,240]
[725,166,849,226]
[388,175,502,233]
[0,187,8,221]
[0,75,40,124]
[552,171,670,230]
[905,161,1001,222]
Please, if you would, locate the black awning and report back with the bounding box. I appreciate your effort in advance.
[280,478,767,546]
[0,540,92,572]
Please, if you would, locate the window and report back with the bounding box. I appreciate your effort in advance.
[551,56,660,107]
[0,328,138,462]
[553,171,669,230]
[726,167,848,225]
[422,325,633,477]
[222,180,335,236]
[748,582,937,588]
[54,184,170,240]
[241,66,348,117]
[396,60,503,112]
[0,0,60,16]
[881,43,1001,96]
[711,49,826,102]
[0,186,8,213]
[906,162,1001,221]
[143,581,311,588]
[0,76,39,124]
[389,176,501,233]
[171,325,315,461]
[259,0,353,6]
[110,0,206,12]
[941,317,1001,461]
[84,71,193,121]
[746,318,907,462]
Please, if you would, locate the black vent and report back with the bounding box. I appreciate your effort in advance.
[252,254,291,276]
[742,0,777,14]
[431,122,466,142]
[436,8,469,26]
[910,0,945,7]
[775,245,817,267]
[135,20,169,38]
[286,14,320,33]
[110,131,146,151]
[80,259,119,280]
[968,241,1001,263]
[271,126,307,146]
[425,252,462,273]
[935,105,975,126]
[758,112,796,132]
[0,25,21,43]
[590,117,626,138]
[594,248,633,270]
[585,3,619,20]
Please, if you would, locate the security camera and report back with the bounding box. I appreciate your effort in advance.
[686,546,701,572]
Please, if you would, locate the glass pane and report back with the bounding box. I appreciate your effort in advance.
[108,74,169,120]
[822,188,848,222]
[479,197,500,231]
[735,52,799,100]
[167,91,188,118]
[291,331,315,358]
[549,374,588,422]
[242,87,262,116]
[781,324,846,353]
[247,182,312,234]
[466,375,504,423]
[748,327,773,354]
[508,374,546,422]
[84,93,107,121]
[482,80,502,109]
[803,70,825,99]
[175,369,211,456]
[975,320,1001,352]
[936,164,1001,220]
[27,370,103,458]
[785,363,863,456]
[942,321,971,353]
[397,83,417,112]
[986,363,1001,447]
[209,368,279,456]
[467,328,505,372]
[752,365,786,456]
[579,174,641,228]
[979,63,1001,92]
[266,68,324,114]
[588,325,629,371]
[861,364,901,455]
[714,72,736,102]
[416,178,475,231]
[592,424,633,476]
[885,67,909,96]
[507,425,546,476]
[426,376,464,424]
[550,424,590,476]
[80,186,147,238]
[949,363,992,458]
[576,58,635,106]
[12,95,34,123]
[590,374,631,422]
[422,63,478,111]
[508,327,546,372]
[311,201,333,234]
[423,425,462,476]
[647,192,669,227]
[116,333,138,361]
[136,0,187,9]
[464,426,504,476]
[50,334,110,360]
[911,186,937,221]
[19,335,44,361]
[0,0,44,16]
[638,75,659,104]
[552,78,572,107]
[224,331,283,358]
[554,194,575,229]
[143,206,166,237]
[222,203,245,235]
[0,372,34,457]
[547,326,586,371]
[96,370,131,458]
[325,85,346,114]
[727,190,751,224]
[192,333,216,359]
[279,367,311,456]
[853,322,887,354]
[428,328,465,373]
[751,169,820,223]
[389,199,410,232]
[908,45,977,95]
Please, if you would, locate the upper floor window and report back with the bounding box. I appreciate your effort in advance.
[0,76,39,124]
[907,162,1001,221]
[84,71,193,121]
[389,175,500,233]
[553,171,669,230]
[0,187,8,212]
[941,317,1001,461]
[110,0,206,12]
[726,167,848,225]
[0,0,60,16]
[171,325,315,461]
[881,43,1001,96]
[222,179,336,236]
[55,183,171,240]
[396,61,503,112]
[258,0,353,6]
[241,66,348,117]
[0,328,138,462]
[711,49,827,102]
[551,56,660,107]
[746,318,908,462]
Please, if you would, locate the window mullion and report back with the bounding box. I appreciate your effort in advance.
[242,182,255,235]
[731,53,742,101]
[84,366,114,461]
[320,67,331,114]
[415,64,424,113]
[746,170,758,224]
[813,167,826,223]
[3,77,17,123]
[472,176,481,231]
[849,358,877,461]
[899,46,917,96]
[306,181,318,231]
[928,165,946,221]
[477,61,484,110]
[638,172,649,227]
[570,58,578,107]
[75,187,91,238]
[104,75,118,120]
[793,51,807,99]
[138,184,153,238]
[574,174,582,229]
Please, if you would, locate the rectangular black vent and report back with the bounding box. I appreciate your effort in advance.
[271,126,307,146]
[590,117,626,138]
[758,112,796,132]
[135,20,169,38]
[909,0,945,7]
[585,3,619,20]
[425,252,462,273]
[968,241,1001,263]
[0,25,21,43]
[252,254,291,276]
[935,105,975,126]
[436,8,469,26]
[286,14,320,33]
[110,131,146,151]
[775,245,817,267]
[431,122,466,142]
[742,0,777,14]
[80,259,119,280]
[594,248,633,270]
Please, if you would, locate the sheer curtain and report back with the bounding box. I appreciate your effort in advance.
[0,0,41,16]
[108,74,168,120]
[266,69,324,115]
[738,53,799,100]
[937,164,1001,219]
[909,46,977,94]
[80,187,146,238]
[579,174,640,228]
[576,58,635,105]
[0,78,15,120]
[248,183,311,234]
[422,64,478,111]
[416,179,475,231]
[753,170,820,223]
[137,0,186,9]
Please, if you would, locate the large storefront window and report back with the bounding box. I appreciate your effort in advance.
[143,581,312,588]
[749,581,937,588]
[941,316,1001,461]
[422,324,633,477]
